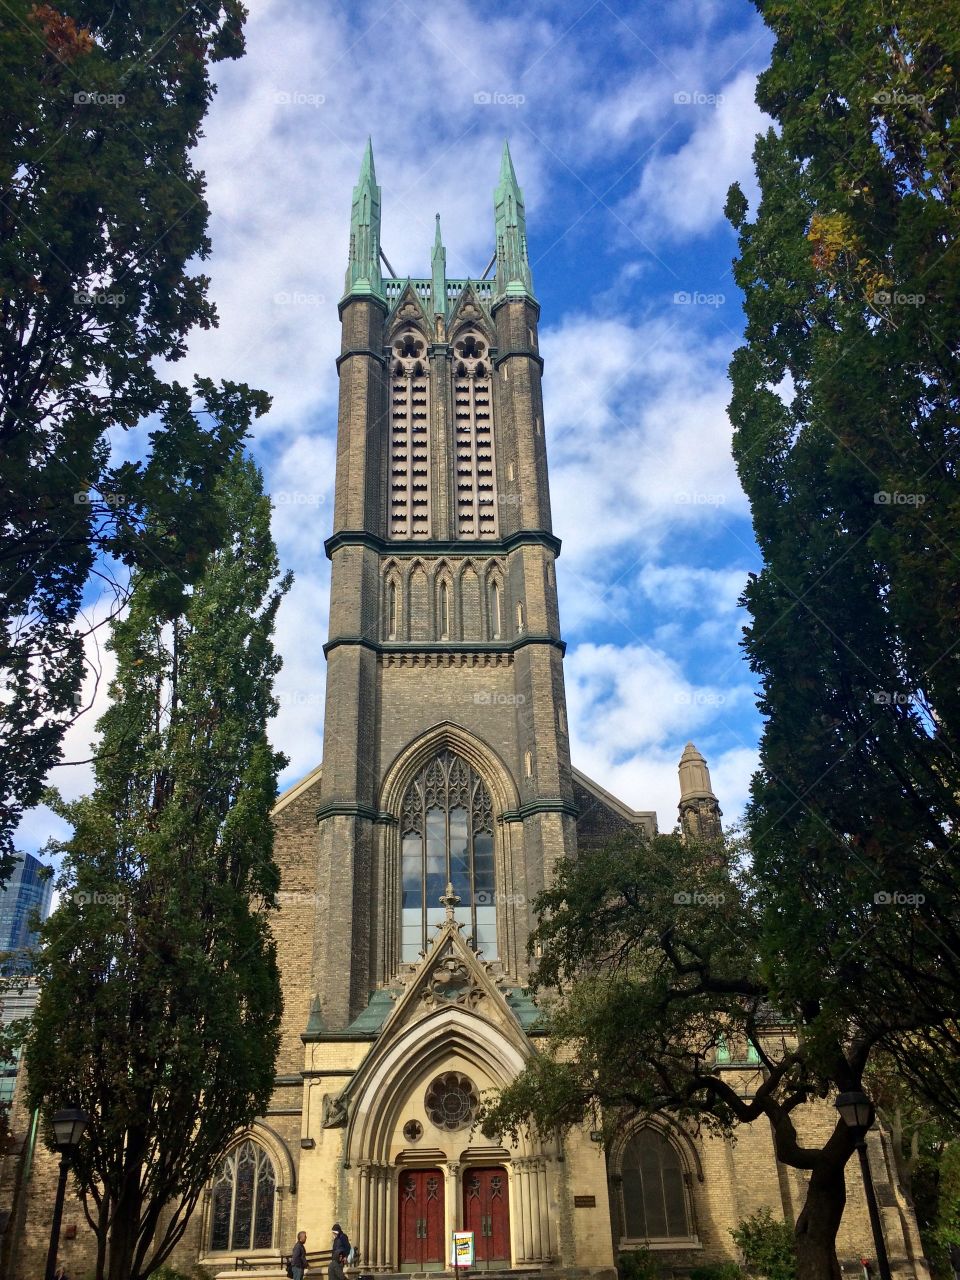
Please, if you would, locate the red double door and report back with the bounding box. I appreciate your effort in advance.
[462,1167,511,1269]
[399,1169,445,1270]
[397,1166,511,1271]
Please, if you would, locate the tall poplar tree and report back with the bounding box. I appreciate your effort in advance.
[25,456,290,1280]
[0,0,269,868]
[726,0,960,1115]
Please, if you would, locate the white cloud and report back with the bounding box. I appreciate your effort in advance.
[542,312,749,573]
[626,70,768,243]
[565,641,756,829]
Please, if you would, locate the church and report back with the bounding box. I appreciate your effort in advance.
[0,142,929,1280]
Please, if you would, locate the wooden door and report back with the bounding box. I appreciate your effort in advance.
[398,1168,444,1270]
[462,1167,510,1268]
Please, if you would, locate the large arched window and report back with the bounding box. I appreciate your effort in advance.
[401,752,496,961]
[619,1128,691,1242]
[209,1139,276,1252]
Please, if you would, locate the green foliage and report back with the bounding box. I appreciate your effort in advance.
[731,1209,797,1280]
[25,457,290,1280]
[616,1248,664,1280]
[152,1266,213,1280]
[0,0,269,866]
[690,1264,744,1280]
[728,0,960,1116]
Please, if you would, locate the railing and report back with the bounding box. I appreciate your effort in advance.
[383,278,496,306]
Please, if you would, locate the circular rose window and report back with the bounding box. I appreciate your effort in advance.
[424,1072,479,1131]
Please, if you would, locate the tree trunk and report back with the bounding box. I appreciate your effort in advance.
[794,1153,847,1280]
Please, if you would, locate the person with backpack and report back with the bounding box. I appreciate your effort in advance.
[332,1223,352,1265]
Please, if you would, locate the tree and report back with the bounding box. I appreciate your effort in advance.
[480,826,960,1280]
[723,0,960,1118]
[25,455,290,1280]
[0,0,269,869]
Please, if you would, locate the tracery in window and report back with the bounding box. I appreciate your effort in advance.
[453,331,497,538]
[619,1129,691,1242]
[390,329,430,539]
[209,1140,276,1253]
[400,752,496,961]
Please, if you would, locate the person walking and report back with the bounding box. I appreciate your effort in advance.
[331,1223,351,1263]
[328,1250,348,1280]
[291,1230,308,1280]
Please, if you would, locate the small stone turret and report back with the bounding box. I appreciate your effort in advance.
[678,741,723,840]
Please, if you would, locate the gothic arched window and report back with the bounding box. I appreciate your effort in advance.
[619,1128,691,1242]
[400,752,496,961]
[209,1139,276,1252]
[452,330,497,539]
[389,328,430,539]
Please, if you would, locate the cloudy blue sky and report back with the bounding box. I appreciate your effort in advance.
[21,0,778,854]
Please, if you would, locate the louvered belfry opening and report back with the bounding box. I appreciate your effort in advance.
[453,331,497,538]
[390,329,431,539]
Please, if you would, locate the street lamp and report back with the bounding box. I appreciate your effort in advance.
[44,1107,89,1280]
[835,1091,892,1280]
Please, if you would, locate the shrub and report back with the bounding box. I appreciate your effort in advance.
[690,1264,745,1280]
[731,1208,797,1280]
[617,1249,665,1280]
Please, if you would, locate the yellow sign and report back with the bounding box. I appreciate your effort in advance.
[451,1231,475,1267]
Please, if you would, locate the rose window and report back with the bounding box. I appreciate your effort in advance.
[424,1072,479,1131]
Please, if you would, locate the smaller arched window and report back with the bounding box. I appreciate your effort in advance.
[490,580,502,640]
[438,580,450,639]
[210,1139,276,1252]
[388,579,399,639]
[619,1128,691,1243]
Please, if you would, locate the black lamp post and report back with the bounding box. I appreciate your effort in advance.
[44,1107,89,1280]
[835,1091,892,1280]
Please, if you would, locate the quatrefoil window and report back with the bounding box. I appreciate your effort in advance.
[403,1119,423,1143]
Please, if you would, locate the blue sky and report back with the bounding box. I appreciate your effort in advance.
[20,0,778,854]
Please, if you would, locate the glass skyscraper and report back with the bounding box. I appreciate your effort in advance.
[0,853,53,965]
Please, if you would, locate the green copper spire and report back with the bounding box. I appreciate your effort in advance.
[431,213,447,319]
[344,137,384,301]
[494,140,534,300]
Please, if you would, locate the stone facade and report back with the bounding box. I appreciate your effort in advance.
[0,143,931,1280]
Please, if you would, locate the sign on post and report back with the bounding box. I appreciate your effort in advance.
[451,1231,475,1269]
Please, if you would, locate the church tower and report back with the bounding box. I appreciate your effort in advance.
[313,139,576,1028]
